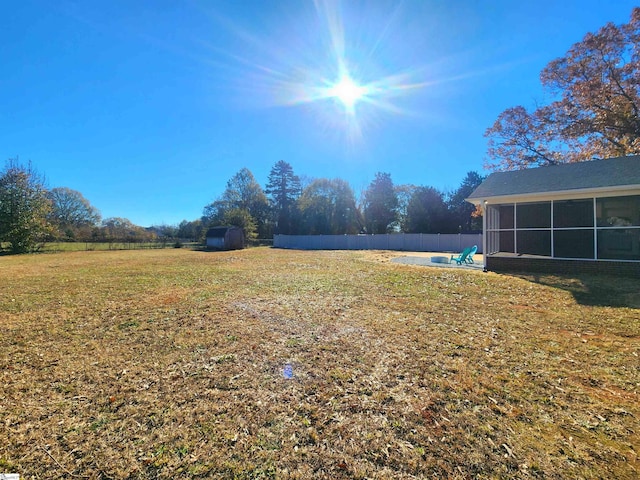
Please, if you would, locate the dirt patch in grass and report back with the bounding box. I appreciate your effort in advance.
[1,247,639,478]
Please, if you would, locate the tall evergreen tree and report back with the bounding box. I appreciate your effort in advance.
[447,171,484,232]
[362,172,398,234]
[265,160,301,235]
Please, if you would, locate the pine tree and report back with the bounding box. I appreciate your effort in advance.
[265,160,301,235]
[362,172,398,233]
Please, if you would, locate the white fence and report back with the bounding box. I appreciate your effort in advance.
[274,233,483,253]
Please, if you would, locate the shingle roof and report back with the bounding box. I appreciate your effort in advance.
[467,155,640,201]
[206,226,240,238]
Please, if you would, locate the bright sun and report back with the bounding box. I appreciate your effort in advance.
[328,75,367,110]
[225,0,429,143]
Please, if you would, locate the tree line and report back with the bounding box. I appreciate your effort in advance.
[0,157,483,254]
[197,161,484,241]
[0,159,156,254]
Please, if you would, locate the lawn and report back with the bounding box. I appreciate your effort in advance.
[1,247,638,479]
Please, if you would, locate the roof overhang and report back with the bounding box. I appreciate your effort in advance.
[466,184,640,205]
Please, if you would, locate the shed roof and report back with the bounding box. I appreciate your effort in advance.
[205,226,241,238]
[467,155,640,202]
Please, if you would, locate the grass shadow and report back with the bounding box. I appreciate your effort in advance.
[514,273,640,309]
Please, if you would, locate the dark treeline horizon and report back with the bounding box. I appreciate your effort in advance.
[0,157,484,253]
[177,161,485,242]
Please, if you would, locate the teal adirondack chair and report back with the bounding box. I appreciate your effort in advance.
[466,245,478,264]
[451,245,478,265]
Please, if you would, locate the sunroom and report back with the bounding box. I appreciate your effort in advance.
[467,156,640,276]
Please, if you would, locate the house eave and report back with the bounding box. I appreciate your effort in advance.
[466,184,640,205]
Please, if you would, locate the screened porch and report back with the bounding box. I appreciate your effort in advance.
[485,195,640,261]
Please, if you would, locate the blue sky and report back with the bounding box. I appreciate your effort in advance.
[2,0,638,227]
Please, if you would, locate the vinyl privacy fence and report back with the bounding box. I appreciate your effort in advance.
[274,233,483,253]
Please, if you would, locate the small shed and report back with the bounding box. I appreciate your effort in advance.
[466,155,640,276]
[205,226,245,250]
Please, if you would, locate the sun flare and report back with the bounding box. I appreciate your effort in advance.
[220,0,431,144]
[328,75,367,110]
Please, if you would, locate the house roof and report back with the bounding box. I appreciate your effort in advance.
[467,155,640,203]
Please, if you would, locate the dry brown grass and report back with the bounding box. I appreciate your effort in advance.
[1,247,638,479]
